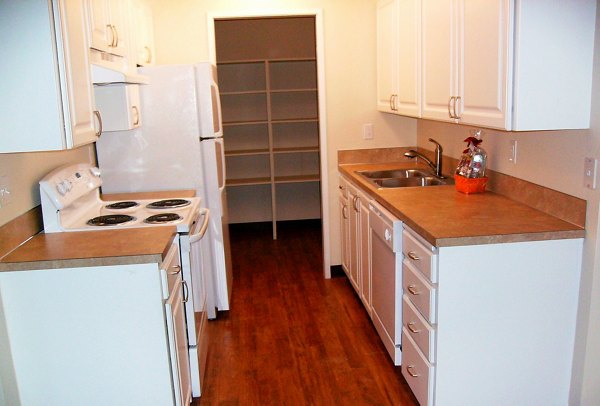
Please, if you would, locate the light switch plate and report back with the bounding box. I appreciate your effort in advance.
[363,123,373,140]
[584,157,597,189]
[509,140,518,164]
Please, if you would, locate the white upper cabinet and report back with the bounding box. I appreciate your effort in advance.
[377,0,421,117]
[85,0,128,57]
[376,0,399,114]
[389,0,596,131]
[422,0,510,128]
[0,0,99,153]
[131,0,156,66]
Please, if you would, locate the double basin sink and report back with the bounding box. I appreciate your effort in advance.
[356,168,453,188]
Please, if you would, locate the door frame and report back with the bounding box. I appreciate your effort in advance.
[207,9,331,278]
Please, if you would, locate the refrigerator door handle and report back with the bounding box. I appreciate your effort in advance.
[215,138,226,191]
[210,81,223,138]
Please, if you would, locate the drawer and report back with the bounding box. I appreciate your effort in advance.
[401,329,435,406]
[403,229,438,283]
[403,294,436,363]
[403,260,437,323]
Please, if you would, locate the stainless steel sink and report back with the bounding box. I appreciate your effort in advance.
[355,168,452,188]
[357,169,431,179]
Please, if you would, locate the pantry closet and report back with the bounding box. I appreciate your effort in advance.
[214,17,322,239]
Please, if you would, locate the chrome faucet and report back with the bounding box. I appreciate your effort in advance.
[404,138,445,178]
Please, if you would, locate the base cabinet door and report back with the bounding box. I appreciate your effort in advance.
[166,280,192,406]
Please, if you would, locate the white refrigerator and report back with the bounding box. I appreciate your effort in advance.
[95,63,233,318]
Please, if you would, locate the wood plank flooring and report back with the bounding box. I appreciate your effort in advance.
[195,220,418,405]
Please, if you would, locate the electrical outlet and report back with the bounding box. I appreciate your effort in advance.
[509,140,518,164]
[584,158,598,190]
[363,123,374,140]
[0,175,11,208]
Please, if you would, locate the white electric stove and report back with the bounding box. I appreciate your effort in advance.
[39,163,201,233]
[39,163,210,399]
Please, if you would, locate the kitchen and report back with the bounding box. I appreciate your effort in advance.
[0,0,599,405]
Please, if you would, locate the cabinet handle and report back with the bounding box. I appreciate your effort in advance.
[106,24,114,47]
[352,195,360,212]
[93,110,103,137]
[132,106,140,125]
[144,46,152,64]
[182,280,189,303]
[169,264,181,275]
[389,94,395,111]
[112,25,119,48]
[407,251,420,261]
[339,185,344,190]
[384,228,392,242]
[407,365,420,378]
[448,96,455,118]
[407,285,420,295]
[454,96,461,119]
[407,322,420,334]
[342,204,348,219]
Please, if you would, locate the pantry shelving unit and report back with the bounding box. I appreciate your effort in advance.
[216,17,321,239]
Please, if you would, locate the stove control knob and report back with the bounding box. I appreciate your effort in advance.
[56,181,68,196]
[89,167,101,177]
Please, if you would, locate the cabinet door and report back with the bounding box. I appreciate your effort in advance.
[348,185,361,293]
[86,0,111,52]
[457,0,510,128]
[358,190,371,312]
[166,280,192,406]
[132,0,155,66]
[107,0,128,57]
[59,0,99,149]
[396,0,421,117]
[421,0,456,122]
[376,0,398,113]
[339,192,350,276]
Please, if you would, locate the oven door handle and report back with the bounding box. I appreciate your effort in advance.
[189,208,210,244]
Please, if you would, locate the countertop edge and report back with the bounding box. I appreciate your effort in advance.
[0,254,165,272]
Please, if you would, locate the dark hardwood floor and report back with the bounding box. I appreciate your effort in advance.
[194,220,418,405]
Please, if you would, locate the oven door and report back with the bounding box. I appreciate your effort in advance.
[179,208,210,347]
[179,208,210,397]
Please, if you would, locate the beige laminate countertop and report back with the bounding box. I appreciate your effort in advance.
[0,227,177,272]
[340,163,585,247]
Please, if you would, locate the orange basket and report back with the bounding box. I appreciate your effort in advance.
[454,175,488,194]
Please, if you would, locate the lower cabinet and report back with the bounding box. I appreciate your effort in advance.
[339,175,373,313]
[0,243,191,406]
[401,226,583,405]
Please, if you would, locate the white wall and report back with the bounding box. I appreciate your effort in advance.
[0,146,95,227]
[146,0,417,266]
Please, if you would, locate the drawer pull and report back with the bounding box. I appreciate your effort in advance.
[407,285,420,296]
[182,280,189,303]
[384,228,392,242]
[407,251,420,261]
[407,365,421,378]
[169,265,181,275]
[407,322,420,334]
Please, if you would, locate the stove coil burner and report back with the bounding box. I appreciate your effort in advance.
[105,201,139,210]
[87,214,136,226]
[144,213,183,224]
[147,199,191,209]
